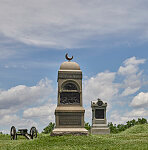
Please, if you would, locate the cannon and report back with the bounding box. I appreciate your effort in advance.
[10,126,37,140]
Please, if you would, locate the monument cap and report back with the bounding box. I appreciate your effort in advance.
[60,61,80,70]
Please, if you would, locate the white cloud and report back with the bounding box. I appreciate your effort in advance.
[109,110,122,124]
[83,71,119,105]
[128,108,148,117]
[23,103,56,129]
[118,57,145,75]
[0,78,54,109]
[130,92,148,108]
[83,57,146,106]
[121,86,140,97]
[0,0,148,48]
[124,57,146,66]
[0,78,55,133]
[84,107,92,124]
[118,57,145,96]
[109,108,148,125]
[0,78,55,132]
[0,108,17,117]
[23,103,56,120]
[0,114,38,131]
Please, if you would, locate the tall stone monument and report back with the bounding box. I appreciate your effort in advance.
[51,54,88,136]
[91,98,110,134]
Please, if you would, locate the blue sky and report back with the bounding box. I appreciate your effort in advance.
[0,0,148,133]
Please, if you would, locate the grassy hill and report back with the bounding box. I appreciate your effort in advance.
[120,124,148,134]
[0,124,148,150]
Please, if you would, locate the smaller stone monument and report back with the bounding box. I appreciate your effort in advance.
[91,98,110,134]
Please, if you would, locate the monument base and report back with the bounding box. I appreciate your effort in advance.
[51,128,88,136]
[91,124,110,135]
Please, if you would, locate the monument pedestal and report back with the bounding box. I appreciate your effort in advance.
[51,106,88,136]
[51,128,88,136]
[91,124,110,135]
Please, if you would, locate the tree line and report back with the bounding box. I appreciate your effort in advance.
[108,118,147,133]
[42,118,147,134]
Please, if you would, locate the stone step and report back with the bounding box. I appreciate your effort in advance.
[92,124,109,128]
[91,128,110,135]
[51,128,89,136]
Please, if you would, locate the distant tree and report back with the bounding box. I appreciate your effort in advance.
[0,132,2,134]
[84,122,91,131]
[126,121,132,128]
[109,118,147,134]
[117,124,126,132]
[137,118,147,124]
[108,122,118,133]
[42,122,55,134]
[131,119,136,126]
[141,118,147,124]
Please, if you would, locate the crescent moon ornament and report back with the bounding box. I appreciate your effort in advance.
[65,53,73,61]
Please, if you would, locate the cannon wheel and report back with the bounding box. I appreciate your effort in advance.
[10,126,17,140]
[30,127,37,139]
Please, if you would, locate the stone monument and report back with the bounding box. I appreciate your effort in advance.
[91,98,110,134]
[51,54,88,136]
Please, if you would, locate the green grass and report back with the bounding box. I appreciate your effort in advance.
[120,124,148,134]
[1,124,148,150]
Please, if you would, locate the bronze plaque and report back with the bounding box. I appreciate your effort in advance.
[95,109,104,119]
[59,113,81,126]
[60,92,80,104]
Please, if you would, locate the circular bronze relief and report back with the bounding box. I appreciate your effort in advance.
[97,100,103,106]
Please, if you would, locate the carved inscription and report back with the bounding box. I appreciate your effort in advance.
[58,73,82,79]
[95,109,104,119]
[59,113,81,126]
[60,92,80,104]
